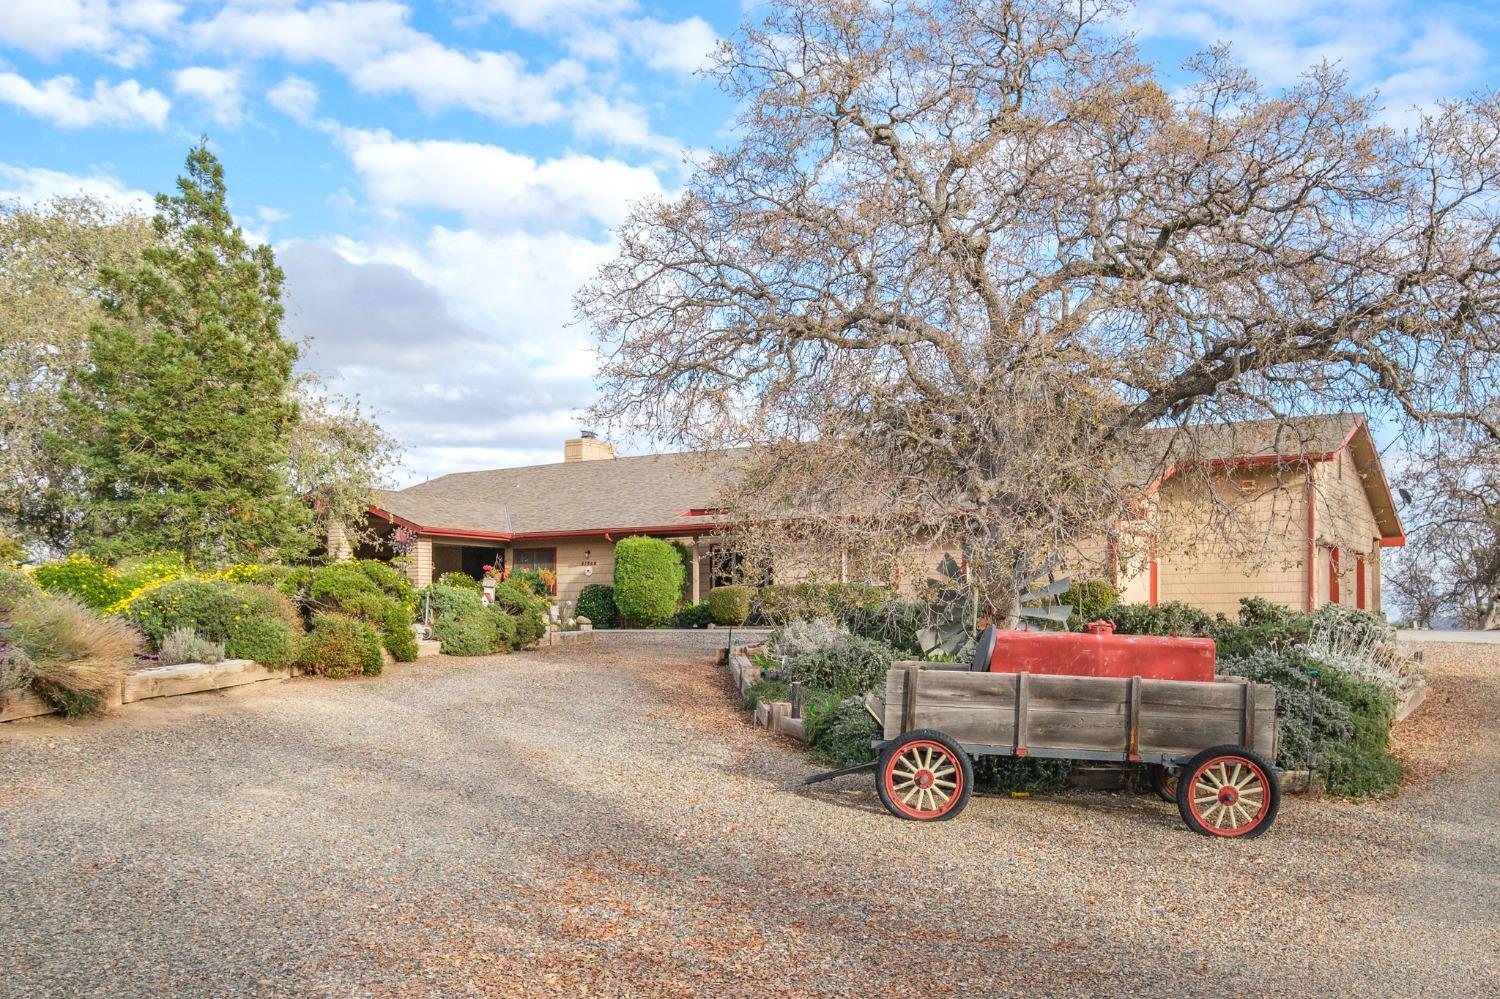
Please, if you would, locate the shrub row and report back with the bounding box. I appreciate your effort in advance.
[421,580,548,657]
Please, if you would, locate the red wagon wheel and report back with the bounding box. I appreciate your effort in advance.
[1147,764,1178,803]
[877,729,973,822]
[1176,745,1281,839]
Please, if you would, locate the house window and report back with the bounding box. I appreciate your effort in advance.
[1356,555,1366,610]
[511,547,557,592]
[1328,547,1340,604]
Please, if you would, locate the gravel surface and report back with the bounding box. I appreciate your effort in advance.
[1,637,1496,998]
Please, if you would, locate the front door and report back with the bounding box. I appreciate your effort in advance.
[461,546,504,580]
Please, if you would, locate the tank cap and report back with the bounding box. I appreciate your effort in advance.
[1085,621,1116,635]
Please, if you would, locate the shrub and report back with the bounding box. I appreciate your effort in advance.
[672,601,713,628]
[1063,579,1118,629]
[493,581,548,648]
[508,568,554,598]
[802,696,880,768]
[118,577,304,666]
[489,605,518,651]
[303,561,416,662]
[612,536,684,627]
[707,585,753,626]
[158,626,225,666]
[11,594,142,715]
[576,583,618,629]
[744,677,791,710]
[223,616,297,667]
[0,646,36,698]
[842,599,927,654]
[783,633,899,697]
[114,552,190,593]
[432,607,497,657]
[437,571,481,591]
[297,613,383,678]
[1099,600,1220,637]
[1219,646,1400,798]
[770,617,845,659]
[0,566,39,607]
[32,553,126,611]
[758,582,890,624]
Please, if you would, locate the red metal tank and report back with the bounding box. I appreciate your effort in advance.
[985,621,1215,682]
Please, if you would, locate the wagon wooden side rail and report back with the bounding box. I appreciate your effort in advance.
[856,662,1284,839]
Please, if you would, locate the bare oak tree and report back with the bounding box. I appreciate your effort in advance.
[580,0,1500,619]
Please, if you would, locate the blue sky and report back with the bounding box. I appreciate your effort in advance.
[2,1,1497,485]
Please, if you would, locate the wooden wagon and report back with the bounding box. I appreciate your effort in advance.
[859,659,1283,838]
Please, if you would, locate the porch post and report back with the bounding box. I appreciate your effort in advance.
[691,538,702,603]
[404,536,433,588]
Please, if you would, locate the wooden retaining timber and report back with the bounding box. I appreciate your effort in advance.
[730,645,807,743]
[122,660,292,703]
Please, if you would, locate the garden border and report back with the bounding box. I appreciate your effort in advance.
[728,643,805,742]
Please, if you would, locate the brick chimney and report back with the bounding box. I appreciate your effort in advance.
[564,430,615,462]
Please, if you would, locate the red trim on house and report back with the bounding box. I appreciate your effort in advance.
[366,505,725,545]
[367,505,428,534]
[1148,559,1159,606]
[1356,555,1366,610]
[1329,547,1340,604]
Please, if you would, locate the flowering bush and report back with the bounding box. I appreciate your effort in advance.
[296,613,383,678]
[32,554,127,611]
[119,577,303,660]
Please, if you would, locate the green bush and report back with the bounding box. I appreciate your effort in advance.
[297,613,383,678]
[1063,579,1118,630]
[672,601,713,628]
[224,616,297,667]
[744,677,791,710]
[114,553,191,598]
[120,577,304,658]
[432,609,497,657]
[612,536,684,627]
[436,571,481,591]
[32,554,126,610]
[783,633,899,697]
[302,561,416,662]
[1219,646,1400,798]
[707,585,753,626]
[493,581,548,648]
[842,599,927,654]
[802,696,880,768]
[422,583,484,618]
[489,605,518,651]
[576,583,618,628]
[0,566,39,607]
[1098,600,1220,637]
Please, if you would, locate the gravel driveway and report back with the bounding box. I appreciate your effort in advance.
[1,637,1495,998]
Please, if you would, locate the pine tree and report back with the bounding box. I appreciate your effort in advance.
[54,143,312,563]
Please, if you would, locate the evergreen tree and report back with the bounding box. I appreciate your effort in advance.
[54,143,312,563]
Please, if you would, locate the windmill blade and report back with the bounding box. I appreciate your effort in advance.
[1019,604,1073,623]
[1019,577,1072,603]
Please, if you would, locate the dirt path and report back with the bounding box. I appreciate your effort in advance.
[0,637,1494,997]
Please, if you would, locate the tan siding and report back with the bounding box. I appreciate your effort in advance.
[547,538,614,607]
[1153,466,1309,617]
[1313,452,1383,612]
[405,537,434,588]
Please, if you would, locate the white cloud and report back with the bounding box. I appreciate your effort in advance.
[336,128,664,229]
[172,66,243,125]
[266,76,319,122]
[193,1,582,125]
[626,16,718,74]
[570,93,684,159]
[0,0,181,66]
[0,72,170,128]
[0,161,154,212]
[480,0,636,32]
[1126,1,1489,120]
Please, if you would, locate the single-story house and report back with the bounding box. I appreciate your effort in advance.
[346,414,1404,616]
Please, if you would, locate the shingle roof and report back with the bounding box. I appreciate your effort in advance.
[374,448,753,536]
[375,413,1380,538]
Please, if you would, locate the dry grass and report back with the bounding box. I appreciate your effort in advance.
[11,593,142,713]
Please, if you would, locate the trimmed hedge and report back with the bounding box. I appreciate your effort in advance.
[299,561,417,662]
[423,584,496,656]
[297,613,383,678]
[612,536,683,627]
[576,583,618,629]
[707,585,753,626]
